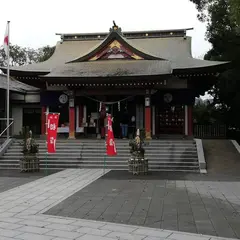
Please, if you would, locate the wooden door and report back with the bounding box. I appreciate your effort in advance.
[155,105,184,135]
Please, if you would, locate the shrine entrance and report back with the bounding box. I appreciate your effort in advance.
[75,95,138,139]
[155,105,185,135]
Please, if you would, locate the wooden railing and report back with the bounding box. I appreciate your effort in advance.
[193,124,227,139]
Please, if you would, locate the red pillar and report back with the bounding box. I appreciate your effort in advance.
[188,105,193,136]
[145,95,152,140]
[69,107,75,139]
[41,106,46,135]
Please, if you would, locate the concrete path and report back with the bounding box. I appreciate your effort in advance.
[203,140,240,176]
[0,169,238,240]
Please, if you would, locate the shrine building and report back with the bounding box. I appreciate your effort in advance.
[1,23,229,139]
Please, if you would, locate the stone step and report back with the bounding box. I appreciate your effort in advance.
[3,152,198,157]
[0,162,198,168]
[13,140,195,145]
[12,141,195,146]
[1,155,199,160]
[0,166,199,172]
[22,139,195,142]
[1,139,199,172]
[10,144,197,149]
[8,148,197,153]
[0,159,199,164]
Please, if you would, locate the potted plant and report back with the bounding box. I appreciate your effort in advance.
[128,129,148,175]
[20,129,39,172]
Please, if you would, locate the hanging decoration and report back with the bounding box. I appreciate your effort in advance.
[99,102,102,112]
[118,101,120,111]
[82,94,135,105]
[100,103,106,118]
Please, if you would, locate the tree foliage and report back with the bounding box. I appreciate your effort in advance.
[37,46,56,62]
[193,100,225,124]
[191,0,240,128]
[0,44,55,67]
[190,0,240,27]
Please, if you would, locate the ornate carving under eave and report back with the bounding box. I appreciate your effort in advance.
[89,40,143,61]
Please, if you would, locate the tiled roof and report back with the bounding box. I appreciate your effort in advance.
[44,60,172,78]
[0,74,39,92]
[3,29,228,74]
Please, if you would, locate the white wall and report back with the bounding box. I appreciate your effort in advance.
[11,92,40,103]
[12,106,22,135]
[25,93,40,103]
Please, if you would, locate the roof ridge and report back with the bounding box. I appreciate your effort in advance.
[56,28,194,36]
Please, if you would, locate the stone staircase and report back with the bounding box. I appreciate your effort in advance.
[0,139,200,172]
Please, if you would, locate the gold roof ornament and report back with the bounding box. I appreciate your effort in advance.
[113,21,118,30]
[110,21,122,35]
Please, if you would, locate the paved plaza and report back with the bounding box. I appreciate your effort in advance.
[46,171,240,239]
[0,169,239,240]
[0,170,48,193]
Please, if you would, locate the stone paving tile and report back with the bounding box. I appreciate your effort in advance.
[0,228,22,238]
[46,171,240,239]
[133,228,172,238]
[0,222,23,230]
[17,225,52,235]
[46,223,79,232]
[15,232,54,240]
[105,231,147,240]
[19,219,51,227]
[0,176,42,193]
[76,226,111,236]
[0,237,18,240]
[46,229,84,239]
[76,235,114,240]
[100,223,137,233]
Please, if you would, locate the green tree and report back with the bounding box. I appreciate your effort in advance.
[0,44,27,67]
[193,100,225,125]
[37,46,55,62]
[0,44,55,67]
[190,0,240,27]
[191,0,240,128]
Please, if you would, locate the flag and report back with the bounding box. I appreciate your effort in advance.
[106,114,117,156]
[4,21,10,139]
[47,113,60,153]
[3,22,9,55]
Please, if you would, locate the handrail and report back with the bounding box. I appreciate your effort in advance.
[0,118,14,121]
[0,121,14,138]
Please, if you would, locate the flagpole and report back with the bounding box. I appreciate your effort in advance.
[6,21,10,139]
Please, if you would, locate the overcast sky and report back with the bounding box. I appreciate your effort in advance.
[0,0,210,58]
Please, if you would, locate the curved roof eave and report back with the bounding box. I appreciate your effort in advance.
[0,67,50,76]
[173,60,231,74]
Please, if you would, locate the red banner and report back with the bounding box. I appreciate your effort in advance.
[47,113,60,153]
[106,114,117,156]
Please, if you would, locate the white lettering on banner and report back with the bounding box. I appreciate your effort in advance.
[50,123,56,131]
[109,139,116,153]
[108,124,113,132]
[50,137,55,144]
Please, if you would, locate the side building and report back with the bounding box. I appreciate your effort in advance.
[0,74,40,136]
